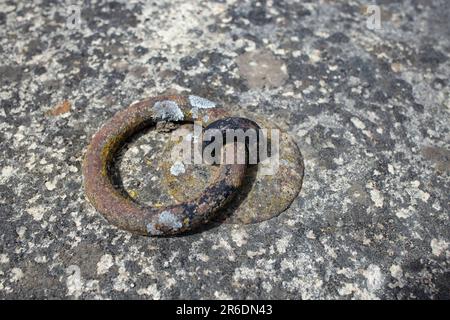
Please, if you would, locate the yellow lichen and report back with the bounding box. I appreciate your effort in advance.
[128,190,138,199]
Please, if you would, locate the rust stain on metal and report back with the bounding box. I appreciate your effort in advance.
[82,95,261,236]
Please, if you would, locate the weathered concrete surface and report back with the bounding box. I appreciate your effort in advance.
[0,0,449,299]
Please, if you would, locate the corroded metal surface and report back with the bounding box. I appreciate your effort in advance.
[82,95,260,236]
[161,109,304,225]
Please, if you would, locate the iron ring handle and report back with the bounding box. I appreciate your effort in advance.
[82,95,260,236]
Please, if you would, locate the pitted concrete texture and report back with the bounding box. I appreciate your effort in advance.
[0,0,449,299]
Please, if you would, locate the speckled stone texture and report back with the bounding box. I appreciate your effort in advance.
[0,0,449,299]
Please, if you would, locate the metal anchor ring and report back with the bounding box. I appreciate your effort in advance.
[82,95,260,236]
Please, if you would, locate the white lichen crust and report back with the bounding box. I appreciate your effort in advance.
[152,100,184,121]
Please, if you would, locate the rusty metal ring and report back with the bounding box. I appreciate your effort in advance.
[82,95,260,236]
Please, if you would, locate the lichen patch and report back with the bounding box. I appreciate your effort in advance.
[188,95,216,109]
[152,100,184,121]
[170,160,185,176]
[158,210,183,230]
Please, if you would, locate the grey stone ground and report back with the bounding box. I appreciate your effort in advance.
[0,0,449,299]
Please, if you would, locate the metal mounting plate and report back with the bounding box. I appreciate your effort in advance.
[160,108,304,225]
